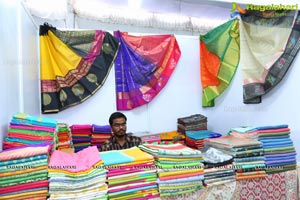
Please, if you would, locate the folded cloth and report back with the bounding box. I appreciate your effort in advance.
[0,154,47,167]
[9,124,56,132]
[48,146,101,173]
[177,114,207,125]
[12,112,58,128]
[92,124,111,133]
[70,124,92,130]
[0,143,50,161]
[230,125,289,133]
[0,180,49,194]
[100,147,153,166]
[186,130,222,140]
[139,143,202,156]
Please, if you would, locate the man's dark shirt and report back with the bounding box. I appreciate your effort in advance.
[100,134,142,151]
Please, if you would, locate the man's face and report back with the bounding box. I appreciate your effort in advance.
[111,117,127,137]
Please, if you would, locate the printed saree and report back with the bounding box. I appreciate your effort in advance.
[240,10,300,103]
[113,31,181,110]
[40,23,119,113]
[200,19,240,107]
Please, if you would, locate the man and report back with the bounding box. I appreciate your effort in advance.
[100,112,142,151]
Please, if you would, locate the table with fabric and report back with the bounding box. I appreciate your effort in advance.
[161,169,298,200]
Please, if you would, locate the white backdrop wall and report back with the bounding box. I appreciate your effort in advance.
[1,1,300,162]
[0,0,40,150]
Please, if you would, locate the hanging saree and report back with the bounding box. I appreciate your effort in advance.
[200,19,240,107]
[240,10,299,103]
[113,31,181,110]
[40,23,119,113]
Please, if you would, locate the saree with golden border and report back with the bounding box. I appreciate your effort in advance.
[113,31,181,110]
[200,19,240,107]
[40,23,119,113]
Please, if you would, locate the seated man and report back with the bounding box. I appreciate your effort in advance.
[100,112,142,151]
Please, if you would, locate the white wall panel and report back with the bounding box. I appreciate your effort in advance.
[21,3,40,117]
[0,0,23,150]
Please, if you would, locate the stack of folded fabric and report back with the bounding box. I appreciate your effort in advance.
[185,130,222,150]
[0,143,51,199]
[70,124,92,152]
[177,114,207,135]
[91,124,111,151]
[3,112,58,151]
[205,136,266,180]
[229,124,296,174]
[202,147,235,186]
[48,146,107,200]
[159,130,185,144]
[204,164,236,186]
[57,123,72,150]
[141,134,161,144]
[139,143,205,198]
[100,147,159,200]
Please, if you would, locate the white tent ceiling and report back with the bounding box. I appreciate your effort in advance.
[22,0,299,34]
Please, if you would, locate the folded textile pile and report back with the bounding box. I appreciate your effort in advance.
[70,124,92,152]
[0,144,51,199]
[3,112,57,151]
[139,143,204,197]
[202,147,235,186]
[229,124,296,174]
[48,146,107,200]
[57,123,72,150]
[185,130,222,150]
[159,130,185,144]
[205,136,266,180]
[91,124,111,151]
[204,164,236,187]
[100,147,159,200]
[141,134,161,144]
[177,114,207,135]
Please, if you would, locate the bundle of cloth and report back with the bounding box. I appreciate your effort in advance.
[100,146,159,200]
[70,124,92,152]
[56,123,72,150]
[139,143,204,197]
[0,143,51,199]
[48,146,107,200]
[202,147,235,186]
[229,124,296,174]
[91,124,111,151]
[205,136,267,180]
[177,114,207,135]
[3,112,57,151]
[185,130,222,150]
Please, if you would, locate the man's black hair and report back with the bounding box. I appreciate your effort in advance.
[109,112,127,126]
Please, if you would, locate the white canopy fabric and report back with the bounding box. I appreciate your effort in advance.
[23,0,68,20]
[22,0,300,34]
[23,0,231,34]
